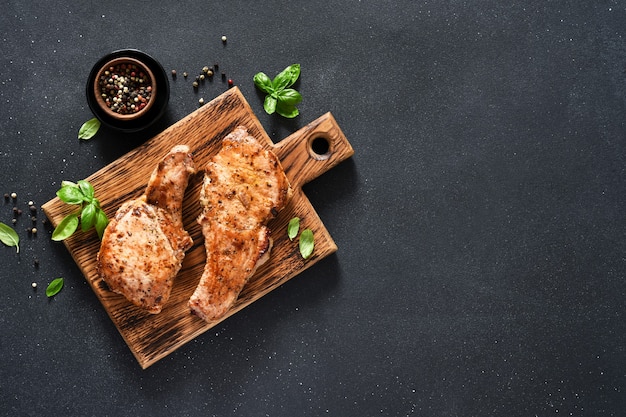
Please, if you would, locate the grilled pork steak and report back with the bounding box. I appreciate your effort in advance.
[97,145,195,313]
[189,127,291,322]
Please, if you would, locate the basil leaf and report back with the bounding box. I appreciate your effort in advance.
[78,118,101,140]
[80,203,97,232]
[51,213,79,241]
[278,88,302,106]
[287,217,300,241]
[57,185,84,205]
[95,209,109,240]
[0,222,20,253]
[264,95,277,114]
[61,180,77,188]
[46,278,64,297]
[272,64,300,90]
[253,72,274,94]
[77,179,95,201]
[299,229,314,259]
[276,101,299,118]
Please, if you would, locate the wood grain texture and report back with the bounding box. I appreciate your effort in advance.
[41,87,354,369]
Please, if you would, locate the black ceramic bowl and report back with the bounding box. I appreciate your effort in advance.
[86,49,169,132]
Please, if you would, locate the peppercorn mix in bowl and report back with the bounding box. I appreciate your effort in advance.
[86,49,170,132]
[94,57,156,120]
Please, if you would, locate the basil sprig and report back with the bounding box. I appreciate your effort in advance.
[0,222,20,253]
[253,64,302,118]
[52,180,109,241]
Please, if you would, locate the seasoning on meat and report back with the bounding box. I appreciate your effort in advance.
[189,127,291,322]
[97,145,195,313]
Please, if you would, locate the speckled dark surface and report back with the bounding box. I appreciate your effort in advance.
[2,1,625,416]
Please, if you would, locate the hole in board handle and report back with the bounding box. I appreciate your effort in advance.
[308,136,331,160]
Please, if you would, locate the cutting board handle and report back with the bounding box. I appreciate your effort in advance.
[273,112,354,189]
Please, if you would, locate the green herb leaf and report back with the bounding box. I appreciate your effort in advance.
[254,64,302,118]
[278,89,303,106]
[299,229,315,259]
[95,209,109,240]
[276,101,299,118]
[287,217,300,241]
[52,179,109,241]
[80,203,97,232]
[77,179,95,201]
[57,184,85,205]
[51,213,79,241]
[263,95,277,114]
[0,222,20,253]
[253,72,274,94]
[78,118,101,140]
[272,64,300,90]
[46,278,64,297]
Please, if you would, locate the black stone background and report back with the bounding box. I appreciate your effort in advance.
[1,1,625,416]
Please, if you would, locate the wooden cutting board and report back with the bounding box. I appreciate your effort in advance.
[42,87,353,369]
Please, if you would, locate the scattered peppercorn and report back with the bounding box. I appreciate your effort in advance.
[228,79,234,87]
[31,227,37,235]
[207,69,214,77]
[183,71,188,78]
[199,98,205,105]
[29,205,37,214]
[171,69,177,77]
[214,63,219,71]
[221,72,226,80]
[34,259,39,268]
[221,35,227,42]
[202,66,209,74]
[10,192,17,199]
[192,81,199,88]
[32,282,37,289]
[4,193,9,201]
[199,74,205,81]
